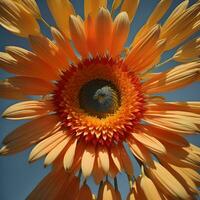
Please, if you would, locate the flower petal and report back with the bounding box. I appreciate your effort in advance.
[111,0,122,12]
[127,136,152,164]
[158,143,200,169]
[111,144,123,171]
[132,132,166,155]
[108,155,119,178]
[98,181,116,200]
[0,115,59,155]
[98,146,110,174]
[19,0,41,18]
[138,125,189,147]
[93,154,105,184]
[173,37,200,62]
[85,15,97,56]
[147,101,200,114]
[147,0,172,26]
[0,76,54,99]
[63,138,78,170]
[77,184,93,200]
[84,0,107,19]
[2,100,53,120]
[95,8,113,55]
[44,136,71,166]
[3,46,58,80]
[143,61,200,94]
[26,168,69,200]
[110,12,130,57]
[28,131,66,163]
[121,0,139,22]
[70,140,86,173]
[139,173,163,200]
[0,0,40,37]
[51,27,78,63]
[124,25,161,72]
[81,144,96,177]
[29,35,68,71]
[144,110,200,134]
[183,168,200,186]
[161,2,200,50]
[146,161,190,199]
[61,176,80,200]
[160,162,199,195]
[69,15,88,57]
[119,144,134,176]
[47,0,75,39]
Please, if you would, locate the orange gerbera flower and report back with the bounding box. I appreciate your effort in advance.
[0,0,200,199]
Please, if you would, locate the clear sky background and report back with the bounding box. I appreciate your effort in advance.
[0,0,199,200]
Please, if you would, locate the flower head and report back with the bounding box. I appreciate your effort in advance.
[0,0,200,199]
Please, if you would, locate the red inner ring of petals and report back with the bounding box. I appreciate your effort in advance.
[53,56,146,146]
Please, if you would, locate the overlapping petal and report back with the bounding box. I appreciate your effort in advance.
[143,62,200,94]
[0,0,40,37]
[47,0,75,39]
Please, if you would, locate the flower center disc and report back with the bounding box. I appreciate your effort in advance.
[54,57,145,146]
[79,79,120,118]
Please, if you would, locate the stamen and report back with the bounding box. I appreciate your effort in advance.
[53,56,145,146]
[79,79,120,118]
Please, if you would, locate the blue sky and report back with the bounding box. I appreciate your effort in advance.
[0,0,199,199]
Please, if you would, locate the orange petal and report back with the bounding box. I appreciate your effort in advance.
[121,0,140,22]
[28,131,66,162]
[160,162,199,195]
[19,0,41,18]
[124,25,161,72]
[173,37,200,62]
[143,61,200,94]
[0,0,40,37]
[0,115,59,155]
[98,181,116,200]
[127,136,152,164]
[146,161,190,199]
[81,144,96,177]
[147,0,172,27]
[63,138,78,170]
[111,0,122,12]
[26,168,68,200]
[84,0,107,19]
[0,76,54,99]
[4,46,58,80]
[93,154,105,184]
[140,174,163,200]
[144,110,200,134]
[2,100,53,120]
[132,132,166,155]
[138,125,188,147]
[161,2,200,50]
[47,0,75,39]
[111,145,123,172]
[119,144,134,176]
[44,136,71,166]
[51,27,78,63]
[98,145,110,174]
[95,8,113,55]
[29,35,68,71]
[147,101,200,114]
[158,143,200,169]
[110,12,130,57]
[85,15,97,56]
[69,15,88,57]
[77,184,93,200]
[108,154,119,178]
